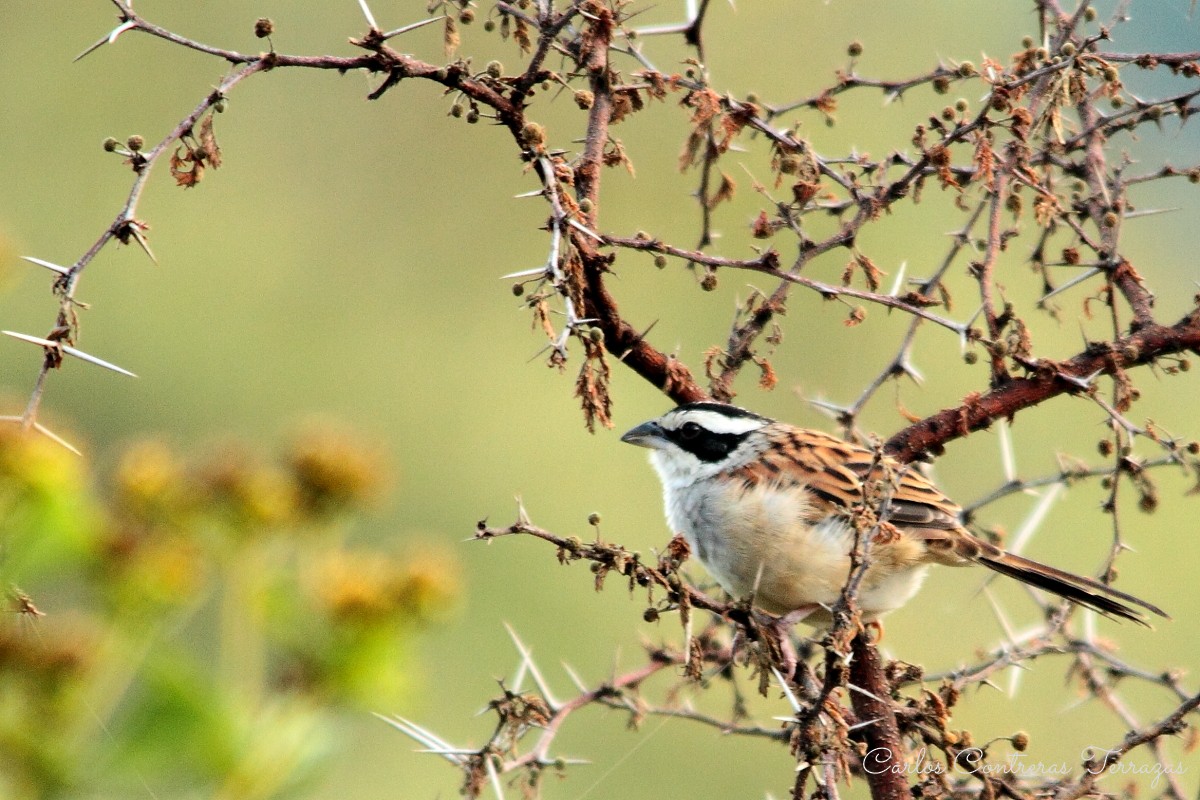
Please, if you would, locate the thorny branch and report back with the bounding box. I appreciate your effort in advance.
[9,1,1200,799]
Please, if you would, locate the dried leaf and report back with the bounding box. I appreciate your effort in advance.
[513,16,531,53]
[443,15,459,58]
[198,114,222,169]
[756,357,777,390]
[751,210,773,239]
[678,129,704,172]
[708,172,736,209]
[169,146,204,188]
[703,346,726,381]
[972,129,994,190]
[856,253,884,292]
[574,350,614,432]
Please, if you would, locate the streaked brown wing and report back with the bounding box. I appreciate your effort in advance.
[737,423,963,532]
[730,422,1166,622]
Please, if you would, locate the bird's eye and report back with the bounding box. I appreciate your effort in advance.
[678,422,703,440]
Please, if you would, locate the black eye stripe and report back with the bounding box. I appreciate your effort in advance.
[664,426,750,462]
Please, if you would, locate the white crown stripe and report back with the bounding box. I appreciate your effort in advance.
[664,408,768,436]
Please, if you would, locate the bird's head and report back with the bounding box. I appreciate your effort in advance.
[620,402,772,484]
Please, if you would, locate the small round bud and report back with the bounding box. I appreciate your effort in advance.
[1146,105,1164,120]
[653,254,668,269]
[1101,476,1113,489]
[574,90,594,109]
[578,198,593,214]
[1180,358,1191,371]
[958,60,976,77]
[126,135,144,152]
[744,92,759,105]
[643,607,659,623]
[1098,439,1114,456]
[485,60,503,79]
[1012,732,1030,752]
[1103,211,1120,227]
[541,81,550,91]
[588,512,602,526]
[103,136,120,152]
[1021,36,1034,49]
[1186,441,1200,455]
[1060,41,1077,57]
[466,108,480,124]
[1110,95,1125,109]
[847,40,864,58]
[963,351,978,365]
[213,98,228,113]
[511,283,524,296]
[589,327,603,344]
[459,8,475,24]
[954,98,969,113]
[1084,6,1097,21]
[941,106,956,121]
[450,103,464,118]
[933,76,951,94]
[1035,47,1049,61]
[700,272,718,291]
[483,19,496,32]
[520,121,546,148]
[254,17,274,38]
[634,230,651,241]
[1103,65,1120,82]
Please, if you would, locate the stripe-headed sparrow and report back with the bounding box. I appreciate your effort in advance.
[622,402,1166,626]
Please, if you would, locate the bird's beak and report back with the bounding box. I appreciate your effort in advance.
[620,420,666,449]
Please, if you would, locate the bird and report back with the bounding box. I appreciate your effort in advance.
[621,401,1167,627]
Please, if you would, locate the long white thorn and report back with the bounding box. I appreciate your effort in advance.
[21,256,69,275]
[74,20,137,63]
[2,331,137,377]
[357,0,379,29]
[33,423,82,456]
[381,16,440,40]
[504,622,559,708]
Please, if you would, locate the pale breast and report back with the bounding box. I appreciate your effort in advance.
[664,478,930,619]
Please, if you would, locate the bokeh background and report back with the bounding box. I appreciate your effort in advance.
[1,1,1199,798]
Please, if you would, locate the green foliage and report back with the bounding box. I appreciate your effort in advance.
[0,425,458,800]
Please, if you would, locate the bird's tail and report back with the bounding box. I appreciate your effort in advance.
[977,550,1169,626]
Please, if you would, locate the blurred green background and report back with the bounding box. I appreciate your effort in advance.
[1,1,1199,798]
